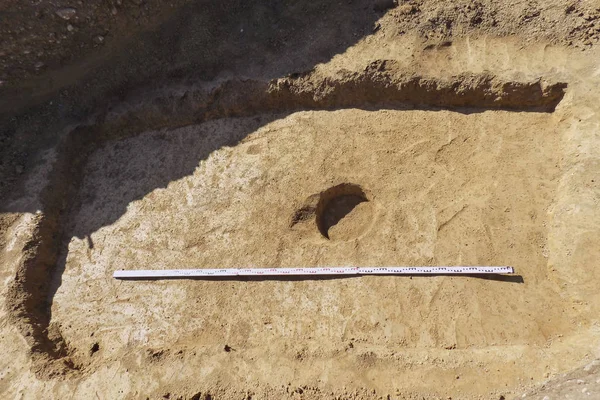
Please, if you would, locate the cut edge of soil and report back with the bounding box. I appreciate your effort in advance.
[4,61,567,379]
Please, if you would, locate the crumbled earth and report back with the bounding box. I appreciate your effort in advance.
[0,0,184,86]
[1,1,600,399]
[2,0,600,92]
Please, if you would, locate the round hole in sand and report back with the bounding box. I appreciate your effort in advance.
[316,183,374,241]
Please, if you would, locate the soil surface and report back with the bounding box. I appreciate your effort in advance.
[1,1,600,399]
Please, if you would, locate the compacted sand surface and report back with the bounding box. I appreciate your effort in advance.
[51,108,593,397]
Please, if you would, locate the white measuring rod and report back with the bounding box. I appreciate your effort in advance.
[113,266,514,279]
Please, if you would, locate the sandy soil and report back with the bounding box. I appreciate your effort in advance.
[51,107,594,397]
[1,1,600,400]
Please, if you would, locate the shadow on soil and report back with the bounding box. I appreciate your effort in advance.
[1,0,546,377]
[2,0,392,377]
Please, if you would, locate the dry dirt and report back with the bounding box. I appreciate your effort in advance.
[1,1,600,400]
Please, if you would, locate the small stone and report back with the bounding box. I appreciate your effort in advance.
[577,379,585,384]
[55,7,76,20]
[93,35,105,44]
[583,360,600,372]
[542,396,550,400]
[67,24,74,32]
[397,4,417,15]
[34,62,45,70]
[582,388,588,393]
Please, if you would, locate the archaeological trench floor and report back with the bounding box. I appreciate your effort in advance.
[55,108,599,396]
[2,38,600,399]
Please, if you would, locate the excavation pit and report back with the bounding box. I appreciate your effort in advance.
[315,184,373,241]
[2,33,600,400]
[16,104,594,398]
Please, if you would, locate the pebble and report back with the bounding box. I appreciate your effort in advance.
[34,62,45,69]
[67,24,75,32]
[397,4,417,15]
[55,7,77,20]
[93,35,105,44]
[542,396,550,400]
[583,360,600,372]
[582,387,588,393]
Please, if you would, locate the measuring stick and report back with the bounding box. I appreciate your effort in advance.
[113,266,514,279]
